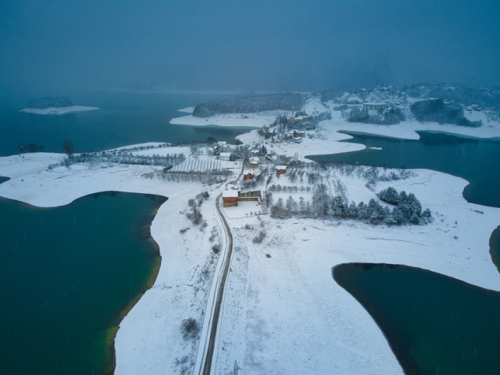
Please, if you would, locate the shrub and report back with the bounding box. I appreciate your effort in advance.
[252,231,266,244]
[180,318,199,340]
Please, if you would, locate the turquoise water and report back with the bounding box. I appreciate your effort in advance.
[334,263,500,375]
[0,192,165,375]
[0,90,254,156]
[307,131,500,208]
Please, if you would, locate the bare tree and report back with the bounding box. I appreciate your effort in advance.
[62,140,74,157]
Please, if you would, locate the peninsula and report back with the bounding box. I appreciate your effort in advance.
[1,85,500,375]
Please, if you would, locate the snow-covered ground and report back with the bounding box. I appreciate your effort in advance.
[178,106,195,114]
[170,110,290,128]
[20,105,99,115]
[215,168,500,375]
[1,96,500,374]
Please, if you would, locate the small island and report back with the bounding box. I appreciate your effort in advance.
[20,96,99,115]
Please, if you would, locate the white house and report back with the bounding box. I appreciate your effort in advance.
[249,157,259,168]
[219,152,231,161]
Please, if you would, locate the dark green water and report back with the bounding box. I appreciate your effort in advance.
[334,263,500,375]
[0,192,166,375]
[307,131,500,208]
[0,90,254,156]
[0,91,255,374]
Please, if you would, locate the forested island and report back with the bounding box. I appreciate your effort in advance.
[20,96,98,115]
[26,96,73,109]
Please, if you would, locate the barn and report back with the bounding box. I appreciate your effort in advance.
[276,165,287,175]
[222,189,239,207]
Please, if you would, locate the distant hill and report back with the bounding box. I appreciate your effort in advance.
[26,97,73,109]
[193,93,304,118]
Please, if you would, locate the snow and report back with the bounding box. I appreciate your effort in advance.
[223,201,263,220]
[170,111,288,128]
[178,106,194,114]
[20,105,99,115]
[222,190,239,198]
[1,100,500,375]
[214,170,500,375]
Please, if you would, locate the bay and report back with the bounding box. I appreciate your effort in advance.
[0,192,165,375]
[307,131,500,208]
[334,263,500,375]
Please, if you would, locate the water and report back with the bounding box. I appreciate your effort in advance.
[0,90,254,374]
[334,263,500,375]
[0,192,166,375]
[307,131,500,208]
[0,89,254,156]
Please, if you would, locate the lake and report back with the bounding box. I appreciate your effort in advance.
[0,89,254,156]
[0,192,165,375]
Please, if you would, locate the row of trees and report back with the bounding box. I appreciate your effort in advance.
[48,150,185,170]
[143,169,231,185]
[193,93,304,117]
[348,107,406,125]
[18,143,45,153]
[269,185,432,226]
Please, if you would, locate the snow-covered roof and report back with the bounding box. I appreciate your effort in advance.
[276,165,287,170]
[220,152,231,157]
[250,157,259,164]
[223,190,239,198]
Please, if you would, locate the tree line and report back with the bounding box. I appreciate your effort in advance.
[268,185,432,226]
[48,150,185,170]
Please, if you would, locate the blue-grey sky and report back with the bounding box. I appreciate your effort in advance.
[1,0,500,96]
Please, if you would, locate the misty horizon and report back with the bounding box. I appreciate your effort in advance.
[1,1,500,101]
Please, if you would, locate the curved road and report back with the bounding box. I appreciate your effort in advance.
[202,194,234,374]
[196,163,244,375]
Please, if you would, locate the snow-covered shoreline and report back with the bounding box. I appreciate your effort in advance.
[1,97,500,374]
[20,105,99,115]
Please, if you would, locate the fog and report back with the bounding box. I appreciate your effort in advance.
[1,0,500,99]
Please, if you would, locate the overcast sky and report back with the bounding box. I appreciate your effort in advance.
[1,0,499,96]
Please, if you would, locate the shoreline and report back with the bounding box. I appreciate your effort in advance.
[107,205,165,374]
[490,226,500,273]
[1,117,500,374]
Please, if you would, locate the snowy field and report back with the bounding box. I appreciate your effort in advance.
[170,156,241,173]
[0,96,500,374]
[170,110,290,128]
[20,105,99,115]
